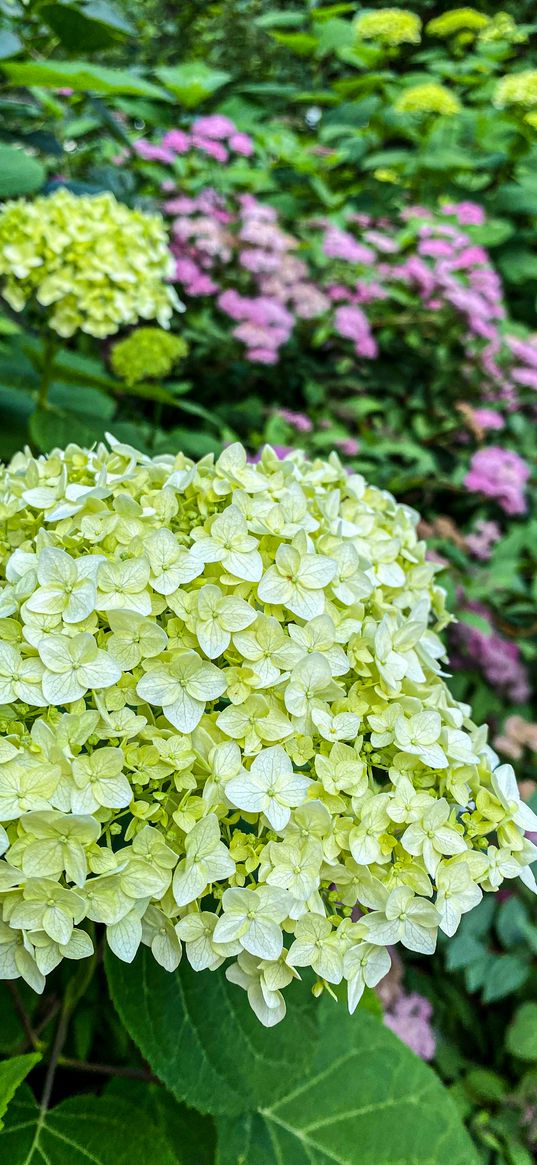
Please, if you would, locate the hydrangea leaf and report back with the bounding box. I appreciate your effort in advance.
[105,947,318,1116]
[0,1055,39,1129]
[0,1087,180,1163]
[216,1004,478,1165]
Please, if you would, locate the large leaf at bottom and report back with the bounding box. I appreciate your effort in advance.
[216,1003,478,1165]
[105,947,318,1117]
[0,1088,180,1164]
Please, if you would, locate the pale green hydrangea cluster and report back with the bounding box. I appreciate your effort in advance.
[111,328,189,387]
[426,8,490,37]
[0,438,535,1026]
[495,70,537,110]
[395,83,461,117]
[354,8,421,46]
[0,189,182,338]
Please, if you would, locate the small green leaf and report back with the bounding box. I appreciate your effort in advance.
[0,146,45,198]
[0,30,22,59]
[156,63,231,107]
[0,1056,40,1130]
[41,1,133,51]
[482,955,530,1003]
[506,1002,537,1061]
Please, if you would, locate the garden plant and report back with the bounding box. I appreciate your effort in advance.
[0,3,537,1164]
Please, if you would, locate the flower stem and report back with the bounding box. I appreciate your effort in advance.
[37,334,57,410]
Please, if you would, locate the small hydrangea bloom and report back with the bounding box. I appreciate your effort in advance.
[354,8,421,45]
[0,437,533,1021]
[111,328,188,386]
[0,189,182,337]
[396,84,461,116]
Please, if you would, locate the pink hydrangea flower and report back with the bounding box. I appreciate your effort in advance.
[323,227,375,265]
[191,115,236,140]
[465,519,502,560]
[277,409,313,433]
[161,129,191,154]
[464,447,530,514]
[133,140,176,164]
[450,601,530,703]
[442,201,486,226]
[472,408,505,431]
[229,132,254,156]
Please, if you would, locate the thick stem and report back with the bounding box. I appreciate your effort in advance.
[37,334,57,410]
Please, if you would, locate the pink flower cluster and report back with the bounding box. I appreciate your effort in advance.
[133,115,253,166]
[464,446,530,514]
[450,601,530,704]
[384,992,436,1061]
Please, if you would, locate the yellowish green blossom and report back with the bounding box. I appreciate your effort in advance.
[495,70,537,109]
[0,189,182,338]
[478,13,526,45]
[426,8,490,38]
[0,436,534,1021]
[395,83,461,117]
[354,8,421,46]
[111,327,189,387]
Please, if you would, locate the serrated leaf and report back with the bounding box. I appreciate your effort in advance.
[0,1056,39,1129]
[216,1003,478,1165]
[105,947,318,1117]
[0,146,45,197]
[156,64,230,108]
[0,1088,181,1164]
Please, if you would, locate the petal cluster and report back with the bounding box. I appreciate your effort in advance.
[0,437,534,1020]
[0,189,182,338]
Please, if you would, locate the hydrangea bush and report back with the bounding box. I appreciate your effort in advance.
[0,436,534,1025]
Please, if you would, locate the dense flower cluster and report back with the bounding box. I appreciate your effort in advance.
[0,189,181,338]
[353,8,422,45]
[426,8,490,38]
[0,437,534,1022]
[110,328,189,387]
[495,70,537,109]
[133,114,253,167]
[464,446,530,515]
[395,84,461,116]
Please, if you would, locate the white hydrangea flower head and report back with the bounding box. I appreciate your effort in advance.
[0,437,534,1022]
[0,188,183,338]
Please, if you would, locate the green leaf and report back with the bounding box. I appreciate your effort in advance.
[41,1,133,51]
[156,63,231,108]
[0,30,22,59]
[105,948,319,1117]
[29,401,111,453]
[0,1088,181,1163]
[1,60,168,100]
[106,1081,216,1165]
[0,1056,40,1130]
[482,955,530,1003]
[216,1004,478,1165]
[496,898,529,950]
[0,146,45,198]
[506,1002,537,1061]
[270,32,319,56]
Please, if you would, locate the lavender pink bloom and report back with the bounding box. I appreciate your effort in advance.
[384,992,436,1061]
[464,446,530,514]
[450,601,530,703]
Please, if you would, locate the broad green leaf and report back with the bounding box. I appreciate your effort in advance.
[506,1003,537,1061]
[0,1056,39,1129]
[0,1088,180,1164]
[105,948,318,1116]
[0,146,45,198]
[216,1004,478,1165]
[106,1081,216,1165]
[41,1,133,50]
[29,401,111,453]
[156,63,230,108]
[1,60,168,100]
